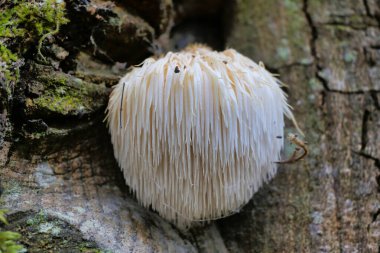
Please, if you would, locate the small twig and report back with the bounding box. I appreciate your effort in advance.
[276,133,308,164]
[37,20,61,62]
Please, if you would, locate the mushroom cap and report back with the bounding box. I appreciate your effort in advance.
[106,45,294,227]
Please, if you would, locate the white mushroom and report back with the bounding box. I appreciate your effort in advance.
[106,45,297,228]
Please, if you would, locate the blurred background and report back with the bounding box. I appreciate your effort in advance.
[0,0,379,252]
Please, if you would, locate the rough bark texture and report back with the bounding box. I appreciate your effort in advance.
[1,0,379,252]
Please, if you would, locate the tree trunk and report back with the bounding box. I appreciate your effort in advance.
[1,0,379,252]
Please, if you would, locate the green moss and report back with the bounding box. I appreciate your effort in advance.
[33,74,104,115]
[25,211,48,227]
[4,211,105,252]
[79,244,112,253]
[34,95,83,115]
[25,127,72,140]
[0,0,69,97]
[25,212,63,238]
[29,69,107,116]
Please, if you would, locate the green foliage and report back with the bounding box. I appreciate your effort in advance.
[0,210,8,225]
[0,210,25,253]
[0,0,69,97]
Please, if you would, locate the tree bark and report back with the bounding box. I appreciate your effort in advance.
[1,0,379,252]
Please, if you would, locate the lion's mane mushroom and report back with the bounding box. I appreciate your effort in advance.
[106,45,298,228]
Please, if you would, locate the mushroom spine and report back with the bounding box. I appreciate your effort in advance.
[106,45,296,227]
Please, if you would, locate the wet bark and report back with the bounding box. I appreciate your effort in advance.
[1,0,379,252]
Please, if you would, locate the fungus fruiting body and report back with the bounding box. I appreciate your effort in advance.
[106,45,296,227]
